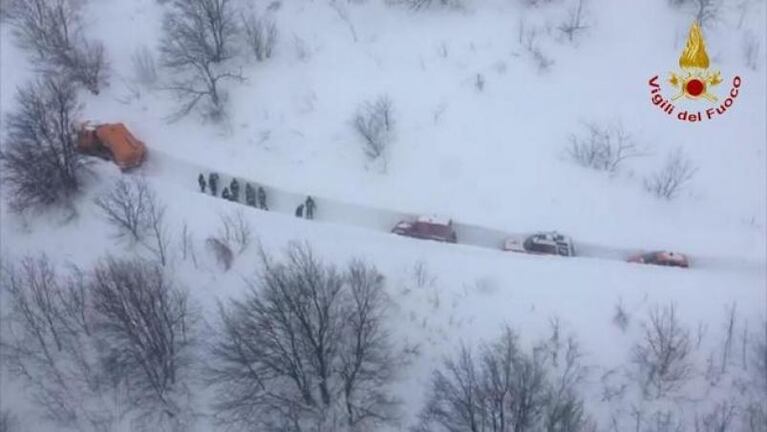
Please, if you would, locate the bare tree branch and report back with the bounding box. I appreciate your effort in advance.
[644,148,698,200]
[0,78,88,214]
[5,0,109,94]
[90,257,195,420]
[207,243,403,431]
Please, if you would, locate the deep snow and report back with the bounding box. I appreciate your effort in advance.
[1,0,766,430]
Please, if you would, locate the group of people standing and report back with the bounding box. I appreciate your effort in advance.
[197,173,319,220]
[198,173,268,210]
[295,196,316,220]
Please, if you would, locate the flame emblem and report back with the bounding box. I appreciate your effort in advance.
[669,22,722,102]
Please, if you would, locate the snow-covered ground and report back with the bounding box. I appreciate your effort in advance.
[1,0,766,430]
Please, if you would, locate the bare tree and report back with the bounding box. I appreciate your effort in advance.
[741,401,767,432]
[644,148,698,200]
[95,177,153,243]
[694,402,736,432]
[667,0,722,28]
[753,320,767,398]
[180,222,199,268]
[207,243,402,431]
[0,410,18,432]
[6,0,108,94]
[416,326,591,432]
[353,96,394,166]
[416,345,486,432]
[518,20,554,73]
[558,0,589,42]
[720,303,737,375]
[693,0,722,28]
[242,13,277,61]
[567,122,643,173]
[1,78,88,215]
[94,177,170,265]
[143,186,170,266]
[0,256,116,431]
[643,410,686,432]
[339,260,400,428]
[160,0,242,120]
[613,300,631,332]
[631,304,694,399]
[90,257,195,421]
[542,334,591,432]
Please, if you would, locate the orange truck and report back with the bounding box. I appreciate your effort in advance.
[77,123,147,170]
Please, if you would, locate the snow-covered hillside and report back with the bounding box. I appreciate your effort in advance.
[1,0,765,431]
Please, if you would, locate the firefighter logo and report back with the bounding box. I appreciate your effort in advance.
[668,22,722,102]
[648,21,741,123]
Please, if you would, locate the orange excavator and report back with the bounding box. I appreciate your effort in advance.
[77,123,147,170]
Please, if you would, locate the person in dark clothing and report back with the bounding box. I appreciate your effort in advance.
[258,186,268,210]
[209,173,220,196]
[230,178,240,202]
[222,187,231,200]
[198,173,207,193]
[295,203,304,218]
[305,196,316,220]
[245,183,256,206]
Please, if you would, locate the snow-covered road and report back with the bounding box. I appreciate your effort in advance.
[138,148,764,274]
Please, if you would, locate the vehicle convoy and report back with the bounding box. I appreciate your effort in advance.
[392,215,458,243]
[627,251,689,268]
[503,231,576,257]
[77,122,147,170]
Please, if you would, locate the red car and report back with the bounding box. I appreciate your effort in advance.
[627,251,689,268]
[392,216,457,243]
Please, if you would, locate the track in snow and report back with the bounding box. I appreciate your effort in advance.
[135,148,764,275]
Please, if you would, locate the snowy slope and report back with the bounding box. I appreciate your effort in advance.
[1,164,765,430]
[1,0,766,430]
[72,0,767,258]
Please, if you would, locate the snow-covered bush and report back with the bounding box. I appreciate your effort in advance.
[567,122,642,173]
[0,78,88,215]
[644,148,697,200]
[415,326,593,432]
[5,0,109,94]
[242,13,277,62]
[353,95,394,168]
[208,243,403,431]
[631,304,693,399]
[160,0,242,121]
